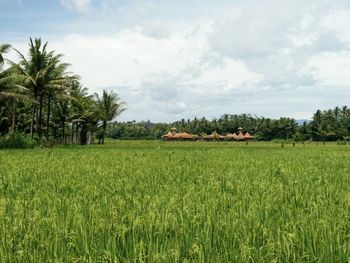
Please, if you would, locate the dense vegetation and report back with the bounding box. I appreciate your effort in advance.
[0,141,349,261]
[106,107,350,141]
[1,39,350,146]
[0,39,125,146]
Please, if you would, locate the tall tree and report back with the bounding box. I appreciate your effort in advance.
[12,38,72,139]
[0,43,28,131]
[94,90,126,144]
[0,43,12,99]
[70,82,99,145]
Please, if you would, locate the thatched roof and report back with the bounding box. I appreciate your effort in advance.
[162,132,173,138]
[162,131,197,139]
[236,131,244,140]
[175,132,194,139]
[225,133,238,139]
[204,131,225,139]
[243,132,255,139]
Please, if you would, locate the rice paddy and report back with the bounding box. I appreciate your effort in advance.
[0,141,349,262]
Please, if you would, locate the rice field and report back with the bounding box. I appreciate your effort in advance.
[0,141,349,262]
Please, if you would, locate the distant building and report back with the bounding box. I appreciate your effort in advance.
[226,127,255,141]
[162,128,198,141]
[162,127,254,141]
[203,131,225,141]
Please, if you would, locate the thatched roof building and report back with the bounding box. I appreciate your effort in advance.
[203,131,225,140]
[225,133,237,139]
[243,132,255,140]
[226,127,255,141]
[162,127,254,141]
[162,128,198,140]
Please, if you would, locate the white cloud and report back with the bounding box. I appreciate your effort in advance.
[5,0,350,121]
[50,27,208,88]
[60,0,91,14]
[184,57,263,94]
[306,51,350,86]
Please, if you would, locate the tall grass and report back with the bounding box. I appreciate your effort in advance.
[0,141,349,262]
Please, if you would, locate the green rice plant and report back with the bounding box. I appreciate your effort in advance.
[0,141,349,262]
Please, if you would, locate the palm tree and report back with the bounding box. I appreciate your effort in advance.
[69,82,99,145]
[0,43,28,131]
[94,90,126,144]
[52,98,70,143]
[44,64,75,140]
[11,38,72,139]
[0,43,12,99]
[69,81,89,143]
[0,44,11,66]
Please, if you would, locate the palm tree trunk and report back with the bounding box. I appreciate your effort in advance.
[80,125,88,145]
[30,103,36,139]
[38,95,43,139]
[46,95,51,140]
[35,107,39,134]
[62,119,65,144]
[11,100,17,132]
[71,123,74,144]
[102,121,107,144]
[76,125,79,144]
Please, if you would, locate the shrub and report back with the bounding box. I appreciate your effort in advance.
[0,132,37,149]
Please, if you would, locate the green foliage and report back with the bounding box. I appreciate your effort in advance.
[105,106,350,142]
[0,43,11,67]
[0,132,36,149]
[0,141,349,261]
[2,38,349,143]
[1,39,126,146]
[310,106,350,141]
[106,115,299,141]
[94,90,126,144]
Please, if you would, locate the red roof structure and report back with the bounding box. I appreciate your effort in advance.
[162,127,254,141]
[162,128,197,140]
[162,131,173,139]
[203,131,225,140]
[225,133,238,139]
[243,132,255,140]
[175,132,194,139]
[236,132,244,140]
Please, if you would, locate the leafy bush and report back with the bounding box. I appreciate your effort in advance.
[0,132,37,149]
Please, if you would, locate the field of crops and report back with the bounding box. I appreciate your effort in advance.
[0,141,349,262]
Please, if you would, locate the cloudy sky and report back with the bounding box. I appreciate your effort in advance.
[1,0,350,122]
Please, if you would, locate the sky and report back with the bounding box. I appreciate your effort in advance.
[1,0,350,122]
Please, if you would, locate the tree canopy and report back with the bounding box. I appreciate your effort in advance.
[0,38,126,145]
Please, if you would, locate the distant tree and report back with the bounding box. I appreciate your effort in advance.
[94,90,126,144]
[69,82,99,145]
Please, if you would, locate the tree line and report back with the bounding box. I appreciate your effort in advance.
[106,108,350,142]
[1,39,349,145]
[0,39,126,145]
